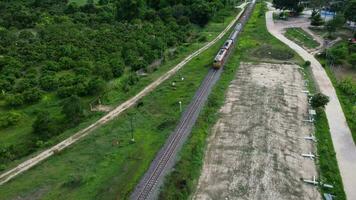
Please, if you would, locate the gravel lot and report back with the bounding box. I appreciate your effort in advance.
[194,63,320,200]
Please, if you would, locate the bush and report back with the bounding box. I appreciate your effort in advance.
[348,53,356,67]
[23,88,42,104]
[311,93,330,108]
[5,93,24,107]
[311,13,324,26]
[0,112,22,129]
[304,60,311,67]
[32,111,59,140]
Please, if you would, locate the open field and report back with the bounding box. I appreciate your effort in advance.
[285,28,320,50]
[0,7,241,173]
[194,62,320,200]
[0,8,244,200]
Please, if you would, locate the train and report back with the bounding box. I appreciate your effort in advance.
[213,0,256,69]
[213,23,242,68]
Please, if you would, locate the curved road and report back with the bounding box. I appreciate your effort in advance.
[266,9,356,200]
[0,8,247,186]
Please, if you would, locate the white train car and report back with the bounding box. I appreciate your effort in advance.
[213,48,228,68]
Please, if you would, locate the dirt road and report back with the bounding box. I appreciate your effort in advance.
[0,7,247,186]
[194,63,320,200]
[266,9,356,200]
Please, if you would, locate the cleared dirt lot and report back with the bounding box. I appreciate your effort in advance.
[194,62,320,200]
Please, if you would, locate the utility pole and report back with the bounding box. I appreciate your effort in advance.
[130,113,135,143]
[179,101,182,112]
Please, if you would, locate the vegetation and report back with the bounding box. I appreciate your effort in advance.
[310,13,324,26]
[285,28,320,49]
[159,3,302,198]
[317,42,356,142]
[311,93,329,108]
[314,110,346,199]
[0,0,238,169]
[301,54,346,200]
[0,5,243,200]
[272,0,303,14]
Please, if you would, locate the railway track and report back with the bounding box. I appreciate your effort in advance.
[131,1,256,199]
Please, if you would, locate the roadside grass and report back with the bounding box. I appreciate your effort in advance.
[0,9,242,200]
[0,8,240,172]
[318,58,356,143]
[314,109,346,199]
[301,60,346,200]
[159,3,303,199]
[284,28,320,49]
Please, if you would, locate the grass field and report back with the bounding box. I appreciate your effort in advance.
[0,7,241,173]
[285,28,320,49]
[0,8,242,200]
[159,3,305,199]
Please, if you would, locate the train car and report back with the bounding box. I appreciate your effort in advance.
[213,48,228,68]
[234,23,242,32]
[212,0,256,69]
[222,39,233,50]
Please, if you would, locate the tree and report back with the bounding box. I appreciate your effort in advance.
[87,77,105,95]
[39,75,58,91]
[61,95,84,125]
[5,93,24,107]
[326,14,345,37]
[311,93,329,108]
[32,111,58,140]
[273,0,301,12]
[190,1,213,26]
[23,88,42,104]
[0,111,21,129]
[116,0,144,21]
[311,13,324,26]
[344,0,356,22]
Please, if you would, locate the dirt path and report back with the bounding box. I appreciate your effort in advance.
[266,9,356,200]
[0,7,247,186]
[194,63,320,200]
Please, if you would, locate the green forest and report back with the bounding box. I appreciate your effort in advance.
[0,0,235,169]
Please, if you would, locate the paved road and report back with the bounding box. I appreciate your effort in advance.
[0,9,247,186]
[266,9,356,200]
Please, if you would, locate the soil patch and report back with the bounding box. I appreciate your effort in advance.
[194,62,320,200]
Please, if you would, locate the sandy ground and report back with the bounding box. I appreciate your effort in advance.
[194,63,320,200]
[266,7,356,200]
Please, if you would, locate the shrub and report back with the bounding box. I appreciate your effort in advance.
[5,93,24,107]
[348,53,356,67]
[304,60,311,67]
[23,88,42,104]
[32,111,59,140]
[311,13,324,26]
[311,93,330,108]
[0,111,22,129]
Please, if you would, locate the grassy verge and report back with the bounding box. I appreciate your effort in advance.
[314,109,346,199]
[0,7,241,172]
[317,58,356,143]
[301,61,346,199]
[285,27,320,49]
[0,9,242,200]
[159,3,303,199]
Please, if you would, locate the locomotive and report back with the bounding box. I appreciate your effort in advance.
[213,23,242,69]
